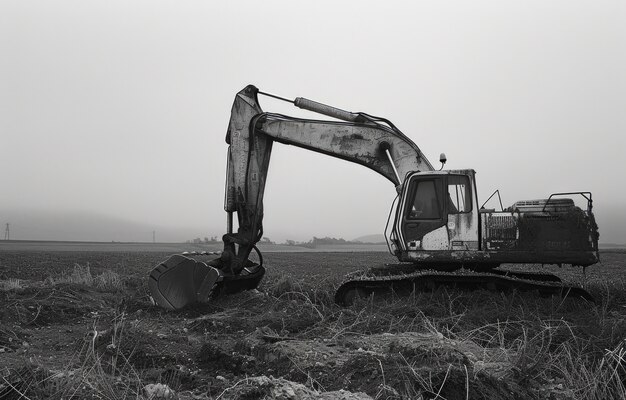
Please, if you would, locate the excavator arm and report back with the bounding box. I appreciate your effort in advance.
[148,85,434,309]
[219,85,433,276]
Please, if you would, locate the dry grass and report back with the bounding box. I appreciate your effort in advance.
[0,313,146,400]
[1,264,124,293]
[0,278,24,291]
[259,272,626,399]
[44,263,124,291]
[1,254,625,399]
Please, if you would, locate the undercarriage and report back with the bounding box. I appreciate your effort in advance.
[148,252,593,310]
[334,263,594,306]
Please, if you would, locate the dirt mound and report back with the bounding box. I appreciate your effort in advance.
[239,330,526,399]
[222,376,372,400]
[186,290,322,336]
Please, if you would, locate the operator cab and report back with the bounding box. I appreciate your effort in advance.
[392,169,480,254]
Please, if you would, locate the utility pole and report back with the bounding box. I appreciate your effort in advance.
[4,223,9,240]
[153,230,156,243]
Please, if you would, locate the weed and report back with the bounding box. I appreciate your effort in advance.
[0,315,144,399]
[95,269,124,291]
[0,278,23,291]
[43,263,124,291]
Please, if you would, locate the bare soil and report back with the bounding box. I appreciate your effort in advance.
[0,248,625,399]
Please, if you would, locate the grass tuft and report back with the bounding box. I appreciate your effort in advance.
[0,278,23,291]
[95,269,124,291]
[43,263,124,291]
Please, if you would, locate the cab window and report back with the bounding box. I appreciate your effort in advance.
[447,175,471,213]
[407,180,441,219]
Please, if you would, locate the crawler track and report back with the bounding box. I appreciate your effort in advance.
[334,264,593,306]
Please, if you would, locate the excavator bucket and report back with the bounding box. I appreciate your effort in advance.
[148,254,266,310]
[148,254,220,310]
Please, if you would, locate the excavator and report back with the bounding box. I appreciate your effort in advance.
[148,85,600,310]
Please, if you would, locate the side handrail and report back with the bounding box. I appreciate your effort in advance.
[480,189,504,211]
[541,192,593,213]
[385,193,400,256]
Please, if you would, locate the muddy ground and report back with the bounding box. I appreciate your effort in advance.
[0,249,625,399]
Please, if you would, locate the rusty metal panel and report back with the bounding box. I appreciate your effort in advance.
[400,248,598,266]
[421,226,449,250]
[447,213,479,249]
[445,171,479,250]
[516,209,596,252]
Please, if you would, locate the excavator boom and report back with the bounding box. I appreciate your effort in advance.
[220,85,433,277]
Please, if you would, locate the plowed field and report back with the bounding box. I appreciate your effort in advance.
[1,247,625,399]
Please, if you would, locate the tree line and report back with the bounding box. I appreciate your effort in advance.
[185,236,382,247]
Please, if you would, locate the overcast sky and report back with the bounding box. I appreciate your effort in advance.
[1,1,625,243]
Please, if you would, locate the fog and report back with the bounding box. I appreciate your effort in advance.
[1,1,625,243]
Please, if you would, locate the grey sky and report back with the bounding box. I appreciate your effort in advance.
[1,1,625,243]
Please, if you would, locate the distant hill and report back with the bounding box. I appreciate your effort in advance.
[0,209,207,243]
[352,234,386,244]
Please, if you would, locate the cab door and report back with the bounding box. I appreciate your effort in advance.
[445,174,479,250]
[398,175,448,250]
